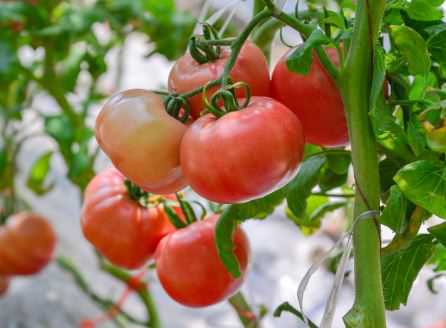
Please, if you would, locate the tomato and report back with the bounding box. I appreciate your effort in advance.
[168,41,270,118]
[155,215,250,307]
[0,276,9,296]
[272,48,348,147]
[0,212,56,276]
[180,96,304,203]
[81,167,179,269]
[96,89,187,194]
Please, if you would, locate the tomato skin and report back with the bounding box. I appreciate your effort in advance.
[272,48,348,147]
[180,96,305,203]
[0,212,56,276]
[81,167,178,269]
[168,41,271,118]
[0,276,9,296]
[96,89,188,194]
[155,215,250,307]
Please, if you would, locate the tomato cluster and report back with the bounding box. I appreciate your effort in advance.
[88,39,347,307]
[0,212,56,296]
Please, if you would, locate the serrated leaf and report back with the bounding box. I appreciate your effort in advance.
[382,235,435,310]
[395,160,446,218]
[381,185,408,233]
[390,25,431,75]
[287,29,331,75]
[26,151,54,196]
[287,156,326,218]
[428,222,446,246]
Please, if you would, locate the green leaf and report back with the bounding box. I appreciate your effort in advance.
[216,189,287,277]
[370,101,414,161]
[407,116,427,156]
[322,10,346,30]
[380,185,408,234]
[326,151,351,175]
[143,0,175,18]
[431,244,446,271]
[26,151,54,196]
[427,27,446,65]
[44,115,75,145]
[287,155,326,218]
[58,46,86,92]
[395,160,446,218]
[0,42,19,83]
[370,44,386,111]
[287,29,331,75]
[0,147,7,179]
[274,302,319,328]
[68,146,94,191]
[428,222,446,246]
[319,168,347,192]
[382,235,435,310]
[407,0,443,22]
[379,157,402,193]
[390,25,431,75]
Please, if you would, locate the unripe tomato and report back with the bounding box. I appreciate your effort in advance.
[168,41,270,118]
[0,276,9,296]
[155,215,250,307]
[96,89,187,194]
[81,167,179,269]
[180,96,305,203]
[272,48,348,147]
[0,212,56,276]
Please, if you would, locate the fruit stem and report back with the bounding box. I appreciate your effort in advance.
[339,0,387,327]
[228,291,261,328]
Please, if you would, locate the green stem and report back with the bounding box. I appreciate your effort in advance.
[261,0,339,81]
[100,259,162,328]
[251,18,283,62]
[56,256,148,327]
[339,0,387,327]
[221,9,272,87]
[381,207,426,256]
[228,292,260,328]
[311,192,354,198]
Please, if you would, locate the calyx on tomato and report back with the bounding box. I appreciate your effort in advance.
[81,167,181,269]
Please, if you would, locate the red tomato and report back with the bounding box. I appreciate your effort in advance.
[81,167,179,269]
[168,41,270,118]
[155,215,250,307]
[96,89,187,194]
[0,276,9,296]
[0,212,56,276]
[272,48,348,147]
[180,96,305,203]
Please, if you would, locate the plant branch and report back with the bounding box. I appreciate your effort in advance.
[339,0,387,327]
[381,207,427,256]
[228,292,261,328]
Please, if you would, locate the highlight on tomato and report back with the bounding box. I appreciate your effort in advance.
[95,89,188,194]
[272,47,349,147]
[180,96,305,204]
[81,167,180,270]
[0,212,56,276]
[168,40,270,118]
[155,215,250,307]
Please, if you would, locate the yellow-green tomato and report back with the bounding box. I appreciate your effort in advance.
[96,89,187,194]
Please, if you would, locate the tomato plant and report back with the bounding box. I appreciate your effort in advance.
[168,40,271,118]
[155,215,250,307]
[0,212,56,276]
[180,96,305,203]
[96,90,188,194]
[272,48,349,147]
[81,167,179,269]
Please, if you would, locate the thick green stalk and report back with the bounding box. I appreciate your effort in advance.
[340,0,386,327]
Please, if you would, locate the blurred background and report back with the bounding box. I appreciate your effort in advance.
[0,0,446,327]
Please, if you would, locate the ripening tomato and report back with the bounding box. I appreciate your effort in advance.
[0,212,56,276]
[0,276,9,296]
[180,96,305,203]
[155,215,250,307]
[96,89,188,194]
[81,167,180,269]
[272,48,348,147]
[168,41,270,118]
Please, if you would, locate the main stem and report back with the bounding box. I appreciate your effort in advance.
[340,0,386,327]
